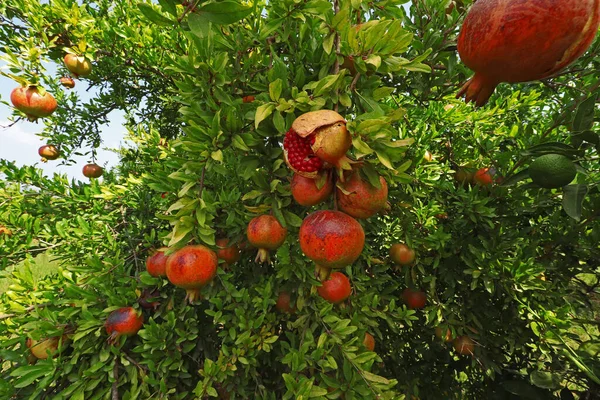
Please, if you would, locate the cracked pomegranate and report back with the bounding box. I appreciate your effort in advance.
[337,173,388,219]
[246,215,287,263]
[317,272,351,304]
[166,245,218,303]
[457,0,600,106]
[10,86,57,121]
[216,238,241,266]
[105,307,143,344]
[283,110,354,178]
[146,247,169,277]
[291,173,333,206]
[299,210,365,281]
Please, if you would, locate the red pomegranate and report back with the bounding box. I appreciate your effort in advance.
[389,244,415,266]
[402,288,427,310]
[275,292,295,314]
[166,245,218,303]
[26,336,66,359]
[63,53,92,78]
[105,307,144,344]
[337,173,388,219]
[138,289,160,310]
[216,238,241,266]
[363,332,375,352]
[317,272,352,304]
[435,327,453,343]
[242,95,255,103]
[457,0,600,106]
[38,145,60,161]
[82,163,103,178]
[59,76,75,89]
[473,167,494,186]
[283,110,354,178]
[299,210,365,281]
[10,86,58,121]
[146,247,169,277]
[246,215,287,263]
[453,336,475,356]
[291,173,333,206]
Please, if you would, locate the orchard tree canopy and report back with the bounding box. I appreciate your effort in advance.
[1,0,600,399]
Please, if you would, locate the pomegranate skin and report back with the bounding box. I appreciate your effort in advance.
[246,215,287,263]
[105,307,144,344]
[317,272,352,304]
[299,210,365,281]
[275,292,295,314]
[402,288,427,310]
[82,163,104,178]
[166,245,218,302]
[146,247,169,277]
[10,86,58,121]
[216,238,241,266]
[337,174,388,219]
[457,0,600,106]
[291,173,333,206]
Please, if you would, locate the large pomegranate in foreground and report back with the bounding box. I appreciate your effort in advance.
[246,215,287,263]
[318,272,352,304]
[10,86,57,121]
[38,145,60,161]
[291,173,333,206]
[283,110,353,178]
[63,54,93,78]
[337,173,388,219]
[457,0,600,106]
[105,307,143,344]
[82,163,103,178]
[146,247,169,277]
[166,245,218,302]
[299,210,365,281]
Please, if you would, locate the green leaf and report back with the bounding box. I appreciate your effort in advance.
[573,96,596,132]
[269,79,282,102]
[255,104,275,129]
[500,169,530,187]
[361,371,390,384]
[193,1,253,25]
[562,184,588,220]
[138,3,173,26]
[530,371,560,390]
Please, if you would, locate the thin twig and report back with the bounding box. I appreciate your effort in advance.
[112,359,119,400]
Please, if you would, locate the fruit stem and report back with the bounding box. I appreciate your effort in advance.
[315,264,332,282]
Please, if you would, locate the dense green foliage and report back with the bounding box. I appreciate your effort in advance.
[1,0,600,399]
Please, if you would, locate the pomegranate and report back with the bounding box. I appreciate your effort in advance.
[38,145,60,161]
[457,0,600,106]
[435,327,453,342]
[146,247,169,277]
[59,76,75,89]
[246,215,287,263]
[10,85,58,121]
[389,244,415,266]
[299,210,365,281]
[473,167,494,186]
[317,272,352,304]
[363,332,375,352]
[105,307,144,344]
[138,289,160,310]
[216,238,241,266]
[26,336,66,359]
[283,110,354,178]
[166,245,218,303]
[290,173,333,206]
[63,54,92,78]
[453,335,475,356]
[402,288,427,310]
[242,95,255,103]
[337,173,388,219]
[275,292,295,314]
[82,163,103,178]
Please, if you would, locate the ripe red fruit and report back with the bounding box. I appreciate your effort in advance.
[10,86,57,121]
[389,244,415,266]
[38,145,60,161]
[473,167,494,186]
[337,173,388,219]
[138,289,160,310]
[26,336,65,359]
[63,54,92,78]
[457,0,600,106]
[59,77,75,89]
[299,210,365,281]
[166,245,218,303]
[216,238,241,266]
[283,110,353,178]
[291,173,333,206]
[275,292,295,314]
[246,215,287,263]
[242,95,255,103]
[146,247,169,277]
[453,335,475,356]
[402,288,427,310]
[82,163,103,178]
[435,327,453,342]
[105,307,144,344]
[317,272,352,304]
[363,332,375,352]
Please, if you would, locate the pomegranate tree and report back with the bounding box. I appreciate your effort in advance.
[283,110,354,178]
[105,307,143,344]
[216,238,241,266]
[82,163,104,178]
[165,245,218,303]
[317,271,352,304]
[290,173,333,206]
[63,53,93,78]
[337,172,388,219]
[299,210,365,281]
[38,145,60,161]
[457,0,600,106]
[146,247,169,277]
[246,215,287,263]
[10,85,57,121]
